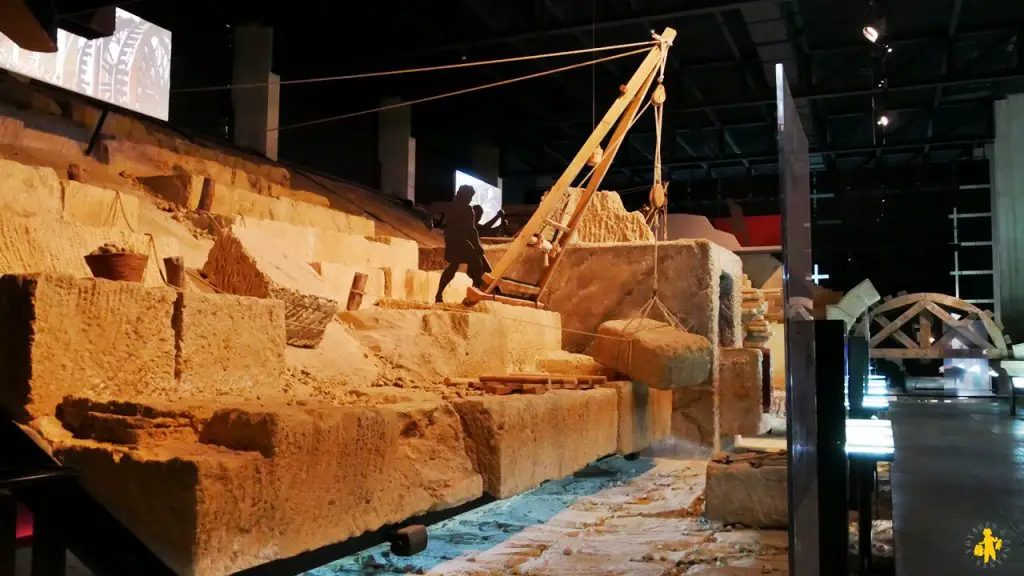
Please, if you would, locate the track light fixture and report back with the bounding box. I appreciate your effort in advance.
[876,114,890,127]
[863,0,887,44]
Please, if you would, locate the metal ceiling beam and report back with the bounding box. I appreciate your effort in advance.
[509,136,987,175]
[926,0,964,156]
[425,0,771,54]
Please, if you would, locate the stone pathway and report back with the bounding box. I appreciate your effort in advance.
[429,459,789,575]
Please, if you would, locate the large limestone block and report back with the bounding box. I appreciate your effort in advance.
[536,350,615,377]
[267,182,331,207]
[366,235,419,269]
[719,348,763,437]
[55,399,482,576]
[591,318,713,391]
[0,274,177,421]
[278,196,375,236]
[705,459,788,528]
[0,213,178,288]
[311,231,418,270]
[338,308,510,381]
[61,181,139,230]
[138,171,205,211]
[473,301,562,372]
[310,262,384,309]
[484,240,741,352]
[174,292,287,395]
[672,386,717,447]
[604,381,673,455]
[0,157,62,218]
[454,389,618,498]
[203,226,339,348]
[234,218,318,261]
[549,189,654,243]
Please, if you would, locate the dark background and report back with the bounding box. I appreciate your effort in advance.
[48,0,1013,301]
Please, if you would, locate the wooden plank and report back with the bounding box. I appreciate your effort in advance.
[465,286,545,309]
[871,315,919,349]
[869,300,927,348]
[870,347,1006,360]
[917,309,933,348]
[922,301,992,350]
[480,28,676,297]
[871,293,925,316]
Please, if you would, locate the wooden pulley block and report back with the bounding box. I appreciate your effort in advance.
[652,83,666,106]
[587,145,604,167]
[649,181,667,209]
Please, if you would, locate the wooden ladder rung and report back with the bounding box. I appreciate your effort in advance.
[465,285,544,309]
[482,273,542,296]
[543,218,571,233]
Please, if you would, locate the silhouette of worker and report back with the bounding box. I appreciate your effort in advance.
[473,205,505,238]
[436,185,490,303]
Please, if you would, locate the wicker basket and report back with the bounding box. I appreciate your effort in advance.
[85,252,149,283]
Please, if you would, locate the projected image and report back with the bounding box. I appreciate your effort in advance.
[0,9,172,120]
[455,170,502,223]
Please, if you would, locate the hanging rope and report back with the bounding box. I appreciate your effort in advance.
[175,40,657,93]
[268,47,650,132]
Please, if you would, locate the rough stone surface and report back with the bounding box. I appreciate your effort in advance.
[536,350,615,377]
[0,274,177,422]
[604,381,673,455]
[61,181,139,230]
[454,389,618,498]
[590,318,713,391]
[472,301,562,372]
[483,239,742,353]
[311,262,385,310]
[672,386,717,447]
[705,459,788,528]
[203,226,339,347]
[174,292,287,395]
[232,218,415,269]
[338,308,510,382]
[548,189,654,243]
[720,348,764,437]
[55,399,483,576]
[0,157,62,219]
[138,171,205,211]
[0,213,180,288]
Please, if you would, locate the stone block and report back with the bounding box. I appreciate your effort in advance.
[338,308,509,381]
[591,318,713,391]
[483,239,741,353]
[138,171,205,211]
[310,262,384,309]
[55,399,483,576]
[473,301,562,372]
[61,181,139,230]
[536,350,615,377]
[0,157,62,219]
[366,235,419,269]
[548,189,653,243]
[672,386,717,447]
[705,459,788,528]
[174,292,287,395]
[0,213,179,288]
[203,226,339,348]
[604,381,673,455]
[454,389,618,498]
[0,274,177,421]
[267,183,331,207]
[719,348,763,437]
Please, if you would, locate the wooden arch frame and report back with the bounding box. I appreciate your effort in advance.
[867,292,1008,359]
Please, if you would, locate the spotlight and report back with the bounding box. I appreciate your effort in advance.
[863,26,880,43]
[876,115,890,127]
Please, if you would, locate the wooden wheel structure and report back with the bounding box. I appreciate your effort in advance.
[865,292,1009,360]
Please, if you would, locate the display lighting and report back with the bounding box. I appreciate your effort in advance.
[876,115,890,127]
[863,26,880,44]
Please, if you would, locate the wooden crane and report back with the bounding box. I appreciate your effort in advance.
[464,27,677,309]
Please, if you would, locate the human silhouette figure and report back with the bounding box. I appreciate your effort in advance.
[436,185,490,303]
[473,205,505,237]
[974,527,1003,564]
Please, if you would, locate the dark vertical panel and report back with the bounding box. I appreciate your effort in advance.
[777,63,819,576]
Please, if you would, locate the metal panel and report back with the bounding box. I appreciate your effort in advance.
[777,62,819,576]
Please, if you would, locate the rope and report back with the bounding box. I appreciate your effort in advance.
[109,190,171,287]
[269,47,650,132]
[173,40,657,93]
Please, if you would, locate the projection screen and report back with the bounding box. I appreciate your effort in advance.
[0,8,172,120]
